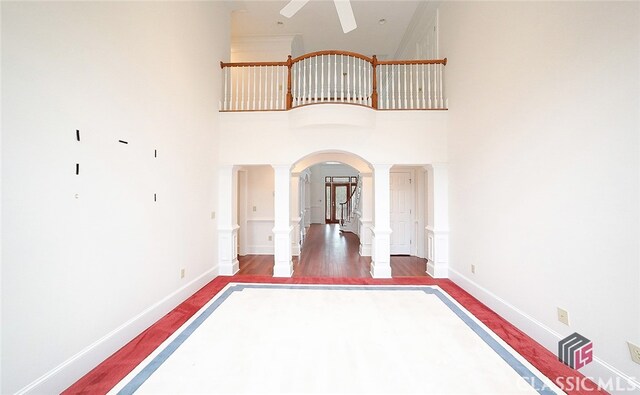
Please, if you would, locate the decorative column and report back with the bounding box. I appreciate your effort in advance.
[290,172,302,256]
[371,164,392,278]
[218,165,239,275]
[426,163,449,278]
[273,165,293,277]
[358,172,374,256]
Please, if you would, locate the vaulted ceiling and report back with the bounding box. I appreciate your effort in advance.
[230,0,426,59]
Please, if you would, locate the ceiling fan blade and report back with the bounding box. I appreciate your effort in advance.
[333,0,357,33]
[280,0,311,18]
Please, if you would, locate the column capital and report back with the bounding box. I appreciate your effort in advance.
[372,163,393,172]
[272,164,292,171]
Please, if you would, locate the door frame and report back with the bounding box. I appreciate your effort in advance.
[324,176,358,224]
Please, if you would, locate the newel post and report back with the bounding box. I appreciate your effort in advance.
[286,55,293,110]
[371,55,378,109]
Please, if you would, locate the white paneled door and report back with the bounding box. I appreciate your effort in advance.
[390,171,412,254]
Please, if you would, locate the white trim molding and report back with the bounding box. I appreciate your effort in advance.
[218,225,240,275]
[449,268,640,394]
[15,268,217,395]
[426,226,448,278]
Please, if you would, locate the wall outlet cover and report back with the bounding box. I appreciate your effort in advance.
[628,342,640,365]
[557,307,570,326]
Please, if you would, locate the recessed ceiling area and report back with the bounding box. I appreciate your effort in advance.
[230,0,425,59]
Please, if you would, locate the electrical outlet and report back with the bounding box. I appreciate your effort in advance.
[557,307,570,326]
[628,342,640,364]
[471,265,475,274]
[180,268,185,279]
[253,206,257,212]
[211,211,215,219]
[268,235,272,241]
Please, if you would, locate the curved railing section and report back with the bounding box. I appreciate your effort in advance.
[220,50,447,112]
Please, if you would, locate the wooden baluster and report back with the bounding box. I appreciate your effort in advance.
[409,64,414,109]
[340,55,344,102]
[372,55,379,109]
[257,66,262,110]
[421,64,426,109]
[352,56,356,103]
[302,58,306,104]
[285,65,288,109]
[403,64,407,109]
[333,54,338,101]
[297,61,301,106]
[345,56,350,102]
[439,63,444,108]
[286,55,292,110]
[276,65,281,109]
[234,67,239,111]
[313,55,317,103]
[238,67,245,111]
[269,66,274,110]
[222,66,228,111]
[364,60,368,106]
[327,55,331,102]
[385,65,390,109]
[391,65,395,109]
[264,66,269,109]
[309,58,312,103]
[321,55,325,102]
[358,58,362,104]
[427,64,432,109]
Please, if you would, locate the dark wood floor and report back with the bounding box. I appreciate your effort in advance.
[237,224,428,278]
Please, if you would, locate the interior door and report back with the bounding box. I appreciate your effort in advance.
[325,183,349,223]
[390,171,412,254]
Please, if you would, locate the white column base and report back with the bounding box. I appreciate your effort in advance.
[358,218,373,257]
[291,217,301,257]
[426,227,449,278]
[370,227,392,278]
[218,226,240,275]
[273,226,293,277]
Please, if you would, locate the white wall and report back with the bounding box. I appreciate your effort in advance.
[1,2,229,393]
[439,1,640,389]
[243,166,275,254]
[218,105,448,166]
[231,36,295,62]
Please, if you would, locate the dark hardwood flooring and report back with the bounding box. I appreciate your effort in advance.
[237,224,428,278]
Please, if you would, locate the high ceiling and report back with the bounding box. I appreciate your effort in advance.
[230,0,425,59]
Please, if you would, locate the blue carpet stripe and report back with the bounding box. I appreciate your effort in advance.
[117,284,557,395]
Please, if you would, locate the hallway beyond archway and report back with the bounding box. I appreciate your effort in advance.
[237,224,429,277]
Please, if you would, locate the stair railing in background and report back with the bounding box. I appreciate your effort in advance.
[339,176,361,227]
[220,51,447,112]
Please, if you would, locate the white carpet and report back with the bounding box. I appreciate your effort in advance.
[109,284,563,394]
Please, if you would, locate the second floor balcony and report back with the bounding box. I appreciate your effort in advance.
[220,50,447,112]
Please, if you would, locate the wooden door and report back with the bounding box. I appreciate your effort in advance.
[325,183,349,223]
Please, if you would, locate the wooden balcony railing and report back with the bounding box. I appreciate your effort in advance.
[220,50,447,112]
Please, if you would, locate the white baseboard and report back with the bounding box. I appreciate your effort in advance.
[16,266,218,395]
[448,268,640,394]
[244,245,274,255]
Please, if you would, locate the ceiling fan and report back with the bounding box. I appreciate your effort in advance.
[280,0,357,33]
